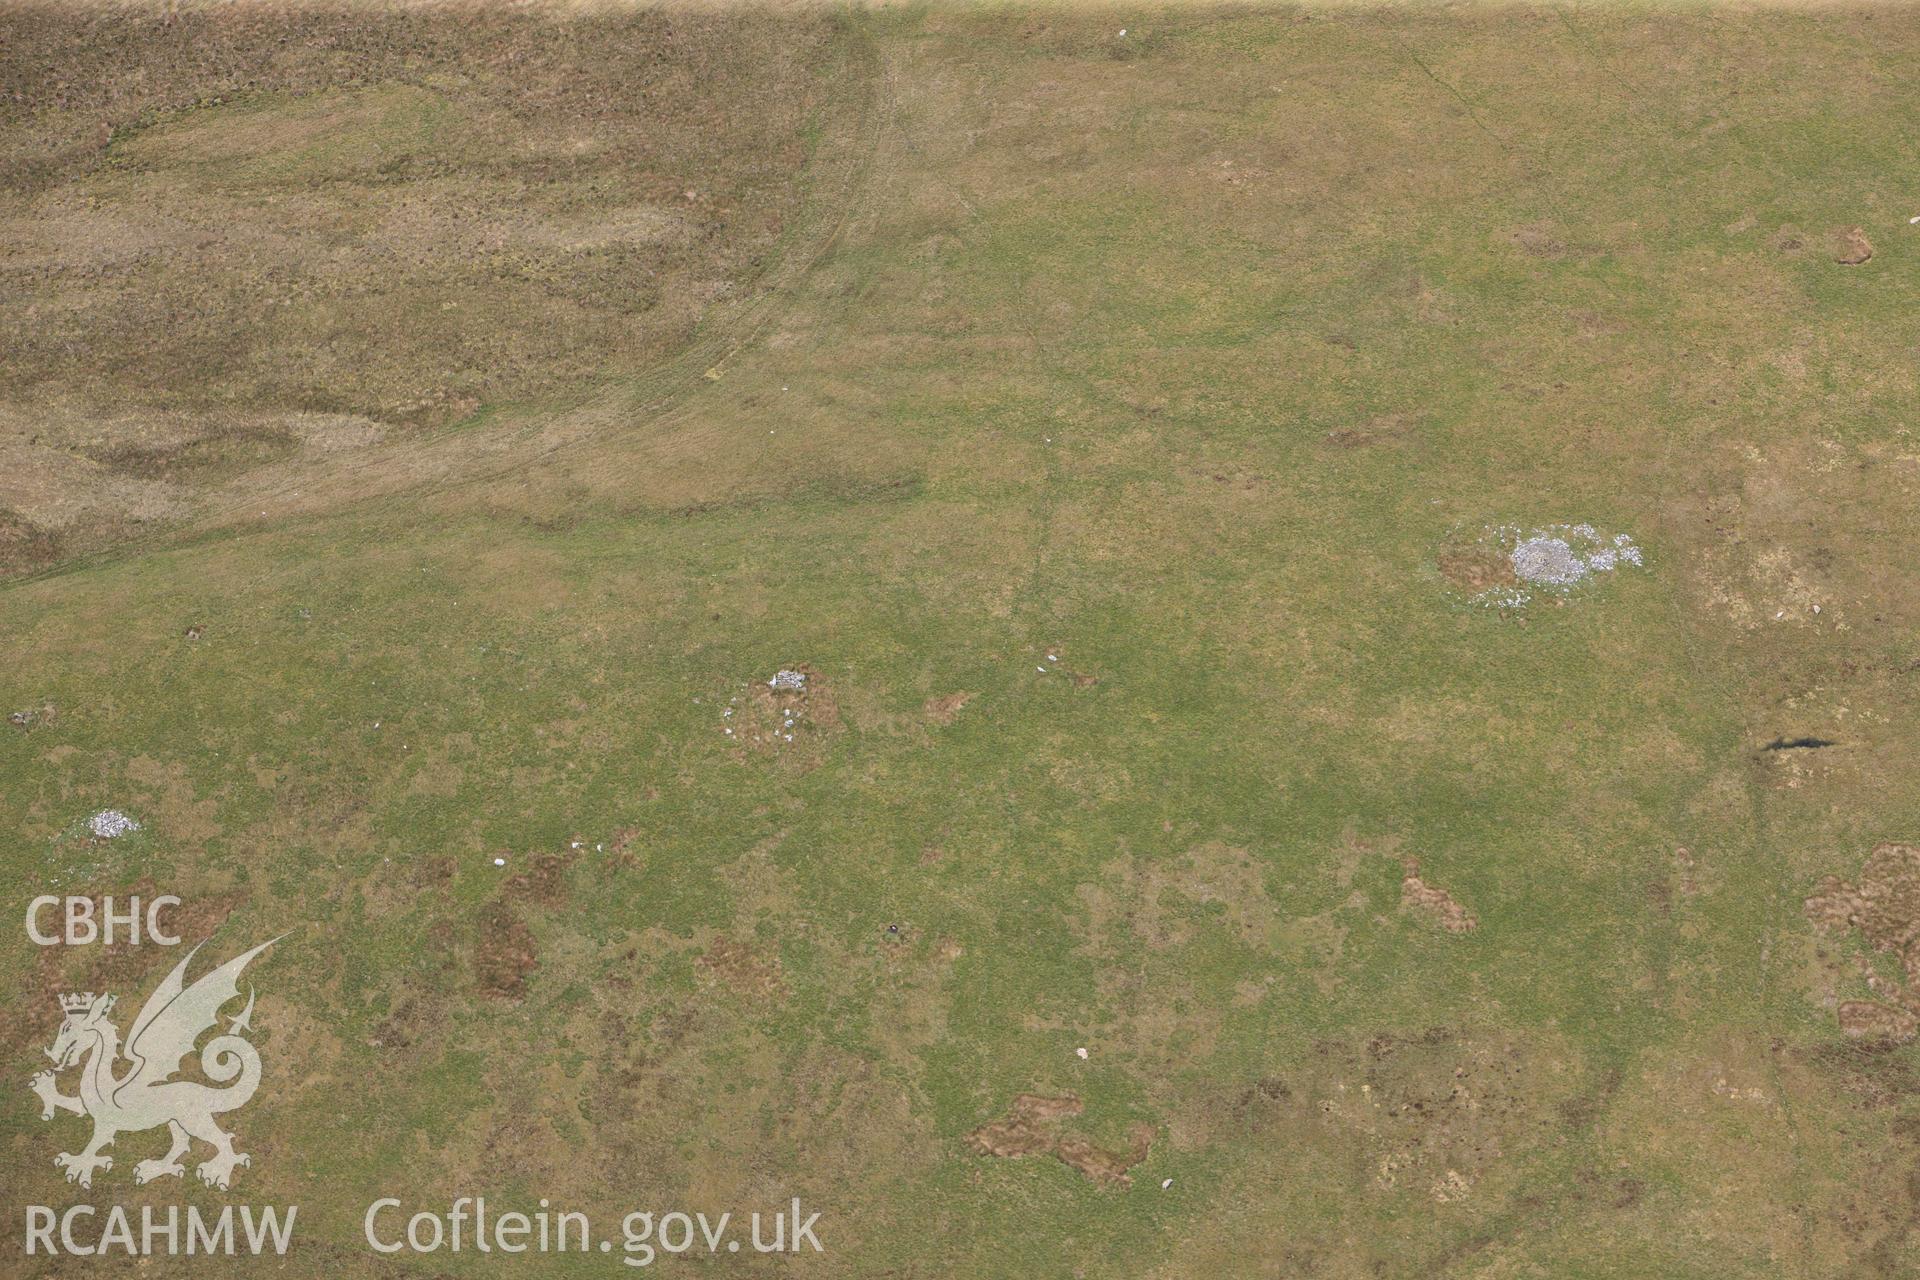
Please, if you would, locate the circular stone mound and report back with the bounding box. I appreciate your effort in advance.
[1444,522,1644,609]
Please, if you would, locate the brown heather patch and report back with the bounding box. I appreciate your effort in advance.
[503,849,577,908]
[0,510,63,577]
[366,922,462,1057]
[1837,1001,1919,1043]
[695,935,784,1001]
[600,826,645,874]
[473,901,538,1001]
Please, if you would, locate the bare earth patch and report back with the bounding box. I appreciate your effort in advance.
[966,1094,1153,1187]
[1040,645,1100,687]
[1310,1029,1582,1203]
[0,4,846,570]
[1805,842,1920,1042]
[923,691,973,724]
[720,666,842,767]
[1402,858,1479,933]
[1437,543,1519,595]
[1324,413,1418,450]
[1833,226,1874,265]
[1506,220,1568,259]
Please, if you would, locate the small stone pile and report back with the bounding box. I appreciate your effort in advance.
[1471,523,1644,608]
[717,669,820,751]
[88,810,141,839]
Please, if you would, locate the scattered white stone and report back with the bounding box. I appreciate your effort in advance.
[493,856,507,867]
[88,810,140,840]
[1075,1046,1088,1059]
[1161,1178,1173,1190]
[769,670,807,691]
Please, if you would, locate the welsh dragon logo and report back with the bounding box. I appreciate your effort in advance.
[29,936,280,1190]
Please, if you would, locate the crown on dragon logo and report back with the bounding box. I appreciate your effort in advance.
[58,992,111,1016]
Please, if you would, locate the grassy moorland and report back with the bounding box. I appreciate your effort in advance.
[5,3,1920,1276]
